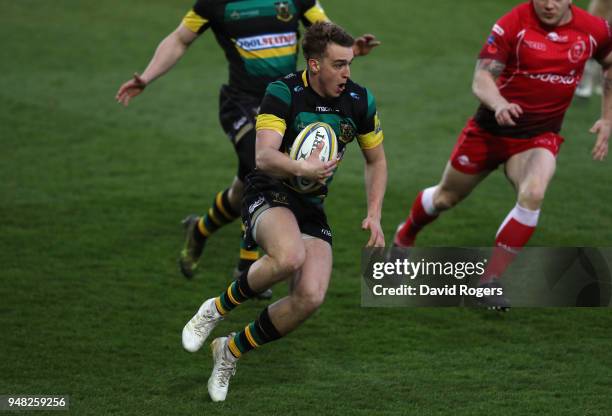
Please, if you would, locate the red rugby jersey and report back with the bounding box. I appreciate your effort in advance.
[474,1,612,138]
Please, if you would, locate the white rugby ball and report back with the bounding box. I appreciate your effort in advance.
[289,122,338,192]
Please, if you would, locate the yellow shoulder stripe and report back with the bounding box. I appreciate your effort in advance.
[358,131,384,150]
[182,10,208,33]
[256,113,287,137]
[358,112,384,149]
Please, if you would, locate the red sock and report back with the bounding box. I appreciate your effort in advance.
[395,189,439,247]
[481,204,539,283]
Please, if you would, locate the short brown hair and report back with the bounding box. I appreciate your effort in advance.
[302,22,354,60]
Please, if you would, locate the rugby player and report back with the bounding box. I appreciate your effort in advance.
[115,1,379,292]
[393,0,612,309]
[180,22,387,401]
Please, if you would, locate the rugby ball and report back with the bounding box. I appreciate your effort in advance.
[289,122,338,192]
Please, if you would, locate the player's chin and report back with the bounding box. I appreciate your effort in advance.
[540,15,560,26]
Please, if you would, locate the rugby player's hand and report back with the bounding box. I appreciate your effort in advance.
[299,142,338,184]
[353,34,381,57]
[494,102,523,127]
[361,216,385,247]
[590,119,610,161]
[116,73,148,107]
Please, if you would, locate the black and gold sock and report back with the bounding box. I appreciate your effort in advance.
[238,223,259,272]
[214,270,256,316]
[227,306,282,358]
[198,188,239,240]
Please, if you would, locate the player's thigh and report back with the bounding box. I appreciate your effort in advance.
[254,206,305,260]
[288,237,333,302]
[438,162,490,200]
[505,147,557,195]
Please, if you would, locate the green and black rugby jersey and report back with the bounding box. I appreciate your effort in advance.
[256,70,384,199]
[182,0,328,97]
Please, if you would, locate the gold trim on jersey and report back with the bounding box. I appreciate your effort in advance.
[358,130,384,149]
[182,10,208,33]
[256,113,287,137]
[301,70,309,87]
[236,44,297,60]
[358,112,384,149]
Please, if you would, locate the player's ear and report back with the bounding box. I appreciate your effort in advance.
[308,58,320,74]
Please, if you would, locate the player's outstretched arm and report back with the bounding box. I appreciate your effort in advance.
[361,144,386,247]
[472,59,523,127]
[255,129,337,180]
[590,52,612,160]
[115,24,198,106]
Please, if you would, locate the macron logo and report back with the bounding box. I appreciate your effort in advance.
[492,24,505,36]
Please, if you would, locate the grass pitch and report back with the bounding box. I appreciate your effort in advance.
[2,0,612,414]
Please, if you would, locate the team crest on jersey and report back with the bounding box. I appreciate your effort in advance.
[275,1,293,22]
[568,40,586,63]
[338,120,356,144]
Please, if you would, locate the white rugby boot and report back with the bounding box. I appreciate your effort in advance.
[182,298,223,352]
[208,335,238,402]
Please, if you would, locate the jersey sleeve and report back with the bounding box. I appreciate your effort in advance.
[592,17,612,63]
[182,0,212,34]
[299,0,330,26]
[256,80,292,137]
[478,9,520,64]
[356,88,384,150]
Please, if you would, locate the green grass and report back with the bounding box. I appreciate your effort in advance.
[2,0,612,414]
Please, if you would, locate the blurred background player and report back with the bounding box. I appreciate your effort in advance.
[180,22,386,401]
[115,0,380,296]
[576,0,612,97]
[393,0,612,309]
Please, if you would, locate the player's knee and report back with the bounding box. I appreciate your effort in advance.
[518,185,546,209]
[434,188,463,211]
[275,247,306,276]
[292,289,326,316]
